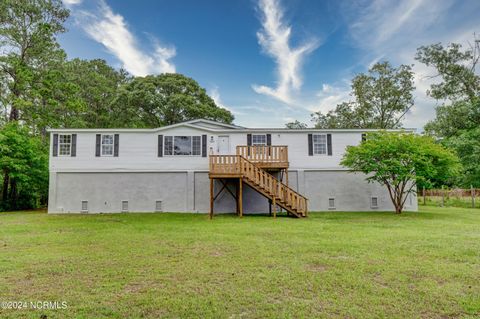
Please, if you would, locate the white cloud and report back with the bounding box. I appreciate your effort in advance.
[77,1,175,76]
[329,0,480,129]
[209,86,245,116]
[310,83,351,113]
[252,0,319,104]
[209,86,229,110]
[62,0,82,5]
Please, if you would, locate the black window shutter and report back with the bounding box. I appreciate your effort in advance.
[95,134,101,157]
[247,134,252,146]
[158,135,163,157]
[114,134,119,157]
[327,134,332,156]
[308,134,313,156]
[52,134,58,157]
[361,133,366,141]
[266,134,272,146]
[71,134,77,157]
[202,134,207,157]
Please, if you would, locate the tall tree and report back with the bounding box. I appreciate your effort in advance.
[0,0,68,205]
[341,131,460,214]
[285,120,307,129]
[444,127,480,187]
[0,0,69,121]
[416,36,480,186]
[416,38,479,104]
[113,74,234,127]
[312,62,415,129]
[0,122,48,211]
[64,58,129,128]
[22,50,89,138]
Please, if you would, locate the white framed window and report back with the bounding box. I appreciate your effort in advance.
[192,136,201,155]
[313,134,327,155]
[164,136,173,155]
[58,134,72,156]
[328,197,336,210]
[371,197,378,208]
[252,134,267,146]
[164,136,202,156]
[101,134,114,156]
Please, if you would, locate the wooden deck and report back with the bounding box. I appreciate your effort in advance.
[209,151,308,218]
[235,145,289,169]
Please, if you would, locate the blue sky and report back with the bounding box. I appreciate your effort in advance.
[60,0,479,128]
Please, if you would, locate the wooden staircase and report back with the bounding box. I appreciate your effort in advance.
[209,154,308,218]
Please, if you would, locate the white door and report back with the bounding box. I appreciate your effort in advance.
[217,136,230,154]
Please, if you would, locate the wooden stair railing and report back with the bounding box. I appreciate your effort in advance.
[209,155,308,217]
[236,145,288,167]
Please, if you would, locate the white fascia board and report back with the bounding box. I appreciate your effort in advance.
[47,124,416,134]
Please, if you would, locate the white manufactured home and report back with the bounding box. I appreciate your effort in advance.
[47,119,418,216]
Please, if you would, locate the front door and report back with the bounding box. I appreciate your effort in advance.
[217,135,230,154]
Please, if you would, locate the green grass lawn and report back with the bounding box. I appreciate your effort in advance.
[0,207,479,318]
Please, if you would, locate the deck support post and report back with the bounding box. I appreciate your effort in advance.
[272,196,277,218]
[209,178,214,219]
[238,178,243,218]
[236,179,240,216]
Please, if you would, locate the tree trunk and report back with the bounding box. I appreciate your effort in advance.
[9,179,17,209]
[394,194,404,214]
[9,107,19,121]
[2,171,9,202]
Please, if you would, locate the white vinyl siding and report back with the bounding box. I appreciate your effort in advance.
[313,134,327,155]
[252,134,266,146]
[58,134,72,156]
[164,136,201,156]
[101,134,114,156]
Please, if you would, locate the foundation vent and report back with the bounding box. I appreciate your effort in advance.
[121,200,129,212]
[155,200,163,212]
[371,197,378,208]
[328,198,335,210]
[81,200,88,212]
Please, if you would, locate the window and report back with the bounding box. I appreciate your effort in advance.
[164,136,201,156]
[192,136,201,155]
[371,197,378,208]
[81,200,88,212]
[252,134,267,146]
[328,198,335,210]
[164,136,173,155]
[313,134,327,155]
[58,134,72,156]
[101,134,114,156]
[155,200,163,212]
[121,200,128,212]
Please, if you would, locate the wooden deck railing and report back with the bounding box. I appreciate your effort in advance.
[209,155,307,216]
[209,155,242,176]
[236,145,288,168]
